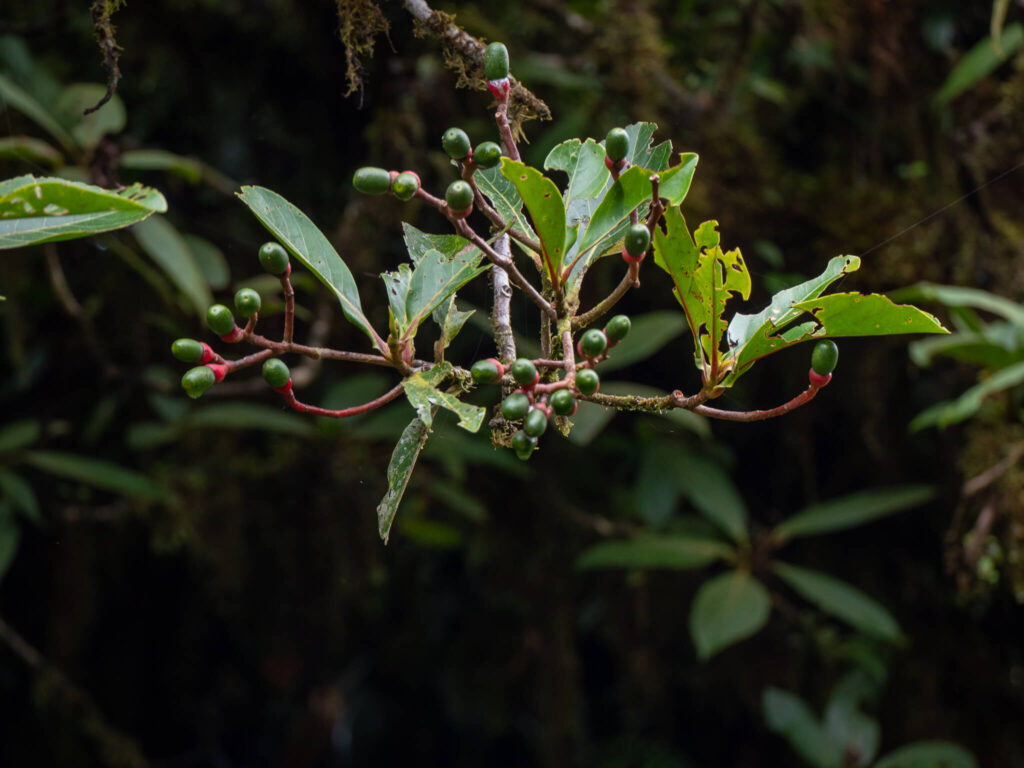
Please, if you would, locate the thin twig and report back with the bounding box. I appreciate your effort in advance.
[281,271,295,344]
[282,381,405,418]
[694,377,829,422]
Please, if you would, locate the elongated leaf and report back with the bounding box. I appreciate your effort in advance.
[690,570,771,659]
[908,328,1023,370]
[910,359,1024,431]
[874,742,978,768]
[889,282,1024,327]
[0,419,40,453]
[763,688,842,768]
[935,23,1024,104]
[773,485,934,541]
[0,176,167,249]
[0,470,40,523]
[383,247,486,338]
[773,562,901,641]
[377,416,432,543]
[121,149,204,184]
[672,451,748,545]
[475,165,537,246]
[237,186,380,348]
[0,73,76,152]
[0,507,19,583]
[0,136,63,168]
[185,403,316,436]
[183,234,231,291]
[132,215,213,317]
[402,362,485,433]
[25,451,167,502]
[595,311,688,374]
[500,160,567,284]
[577,534,735,570]
[792,292,950,337]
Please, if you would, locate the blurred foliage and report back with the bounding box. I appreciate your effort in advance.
[1,1,1024,767]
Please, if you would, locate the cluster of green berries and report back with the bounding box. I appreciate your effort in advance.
[172,241,296,400]
[809,339,839,386]
[352,168,421,201]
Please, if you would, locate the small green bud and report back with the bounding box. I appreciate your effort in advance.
[579,328,608,358]
[473,141,502,169]
[550,389,577,416]
[524,408,549,438]
[262,358,291,389]
[258,242,289,276]
[471,359,502,385]
[510,358,538,387]
[605,127,629,163]
[181,366,216,399]
[605,315,631,342]
[624,223,651,257]
[445,180,474,211]
[811,340,839,376]
[206,304,236,336]
[172,338,204,363]
[576,368,600,395]
[442,128,472,160]
[485,43,510,81]
[234,288,262,318]
[352,166,392,195]
[392,171,420,201]
[501,392,531,421]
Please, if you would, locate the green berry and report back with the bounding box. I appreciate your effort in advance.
[471,359,502,385]
[579,328,608,358]
[811,340,839,376]
[624,223,651,257]
[171,338,204,363]
[576,368,600,395]
[442,127,471,160]
[446,180,474,210]
[262,358,291,389]
[258,242,289,276]
[352,166,392,195]
[181,366,216,399]
[484,42,510,81]
[605,127,629,163]
[605,314,631,342]
[234,288,262,318]
[206,304,236,336]
[473,141,502,169]
[392,171,420,201]
[524,408,549,438]
[511,429,535,453]
[550,389,576,416]
[501,392,531,421]
[510,358,538,387]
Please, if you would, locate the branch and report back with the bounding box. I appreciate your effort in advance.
[491,235,517,362]
[281,381,405,418]
[694,374,831,422]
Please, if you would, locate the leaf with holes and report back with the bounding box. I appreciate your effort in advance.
[401,362,485,433]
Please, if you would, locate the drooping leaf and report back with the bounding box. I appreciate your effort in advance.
[0,470,41,523]
[475,164,537,247]
[889,282,1024,327]
[377,416,432,543]
[773,485,934,541]
[383,247,486,338]
[0,506,20,583]
[934,23,1024,104]
[401,362,485,433]
[500,160,567,285]
[874,742,978,768]
[576,534,735,570]
[237,185,380,349]
[0,176,167,249]
[689,570,771,659]
[910,359,1024,431]
[132,215,214,317]
[25,451,168,502]
[773,562,902,642]
[0,136,64,168]
[0,73,76,152]
[763,687,842,768]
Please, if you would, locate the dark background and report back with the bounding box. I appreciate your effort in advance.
[1,1,1023,766]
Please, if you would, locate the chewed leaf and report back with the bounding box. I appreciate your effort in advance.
[790,292,948,337]
[401,362,486,433]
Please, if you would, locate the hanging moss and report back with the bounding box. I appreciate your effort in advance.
[85,0,126,115]
[335,0,390,97]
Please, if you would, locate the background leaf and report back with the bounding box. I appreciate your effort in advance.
[934,23,1024,104]
[576,535,735,570]
[0,506,20,584]
[689,570,771,659]
[773,485,934,541]
[132,215,214,317]
[595,311,688,374]
[874,741,979,768]
[0,470,40,523]
[763,687,842,768]
[25,451,168,502]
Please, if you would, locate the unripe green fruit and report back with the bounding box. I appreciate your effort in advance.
[605,127,629,163]
[182,366,216,399]
[442,127,471,160]
[811,339,839,375]
[510,358,538,386]
[392,172,420,201]
[501,392,531,421]
[511,429,535,454]
[234,288,262,318]
[258,242,290,276]
[446,180,474,210]
[624,223,651,257]
[172,338,204,363]
[524,408,549,438]
[352,166,392,195]
[473,141,502,169]
[206,304,236,336]
[262,358,291,389]
[576,368,600,395]
[484,42,510,81]
[605,314,631,342]
[550,389,577,416]
[579,328,608,358]
[471,359,502,385]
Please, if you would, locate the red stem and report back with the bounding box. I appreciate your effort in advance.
[282,381,405,418]
[694,376,830,422]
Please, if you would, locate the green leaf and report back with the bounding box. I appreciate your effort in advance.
[183,234,231,291]
[57,84,125,151]
[544,137,609,224]
[934,23,1024,104]
[0,506,20,584]
[763,687,842,768]
[0,176,167,249]
[382,247,486,338]
[908,327,1023,370]
[773,485,934,541]
[689,570,771,659]
[121,149,204,184]
[671,451,748,545]
[185,403,317,436]
[0,419,40,453]
[500,160,567,284]
[0,73,76,152]
[432,295,474,351]
[236,185,381,350]
[377,416,432,543]
[475,164,537,247]
[0,136,64,168]
[889,282,1024,327]
[132,215,214,317]
[773,562,902,641]
[576,534,735,570]
[791,292,951,337]
[824,672,880,766]
[401,362,485,433]
[595,311,688,375]
[910,359,1024,431]
[25,451,168,502]
[401,222,472,263]
[874,742,978,768]
[0,470,40,523]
